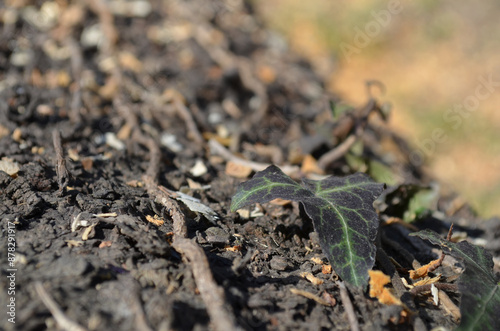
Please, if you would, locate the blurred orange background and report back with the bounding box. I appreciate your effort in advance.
[255,0,500,217]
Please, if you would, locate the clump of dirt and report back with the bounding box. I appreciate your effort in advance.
[0,1,499,331]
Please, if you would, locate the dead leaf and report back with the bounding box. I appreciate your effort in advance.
[321,291,337,306]
[409,257,442,279]
[146,215,164,226]
[225,161,253,178]
[256,64,276,84]
[270,198,292,206]
[119,51,143,72]
[413,274,441,287]
[65,240,84,248]
[117,123,132,140]
[301,154,324,175]
[81,158,93,171]
[322,264,332,274]
[369,270,402,306]
[126,180,143,188]
[0,157,20,177]
[12,128,22,142]
[224,245,242,252]
[310,257,324,265]
[99,241,112,248]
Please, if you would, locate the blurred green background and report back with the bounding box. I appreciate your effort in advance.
[254,0,500,217]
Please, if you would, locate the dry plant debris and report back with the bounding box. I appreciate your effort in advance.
[0,1,498,331]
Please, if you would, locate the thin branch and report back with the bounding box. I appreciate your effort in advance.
[317,133,358,170]
[446,223,454,241]
[318,97,381,170]
[289,288,333,306]
[209,139,300,176]
[427,223,454,274]
[53,130,70,195]
[143,175,188,238]
[66,37,83,124]
[438,290,461,322]
[338,281,359,331]
[35,282,88,331]
[173,238,242,331]
[410,283,458,296]
[141,137,240,331]
[170,93,204,144]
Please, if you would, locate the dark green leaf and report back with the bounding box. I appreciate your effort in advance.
[231,165,385,287]
[410,229,500,331]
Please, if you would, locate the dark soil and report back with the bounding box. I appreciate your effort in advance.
[1,1,499,331]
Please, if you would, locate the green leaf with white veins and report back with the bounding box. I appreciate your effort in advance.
[231,165,385,287]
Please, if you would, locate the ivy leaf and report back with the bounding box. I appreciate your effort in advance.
[231,165,385,287]
[410,229,500,331]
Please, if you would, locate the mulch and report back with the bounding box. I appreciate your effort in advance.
[1,1,499,330]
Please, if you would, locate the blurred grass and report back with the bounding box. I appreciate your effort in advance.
[254,0,500,217]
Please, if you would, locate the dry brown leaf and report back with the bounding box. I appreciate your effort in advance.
[0,157,20,177]
[116,123,132,140]
[224,245,242,252]
[65,240,84,248]
[301,154,324,175]
[146,215,164,227]
[99,241,112,248]
[187,178,203,189]
[322,264,333,274]
[369,270,402,306]
[99,76,119,100]
[81,158,93,171]
[12,128,22,142]
[321,291,337,307]
[270,198,292,206]
[257,64,276,84]
[203,132,233,146]
[412,274,441,287]
[310,257,324,265]
[409,258,442,279]
[119,51,143,72]
[126,180,143,188]
[225,161,253,178]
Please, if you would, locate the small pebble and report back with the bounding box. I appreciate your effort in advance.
[270,256,288,271]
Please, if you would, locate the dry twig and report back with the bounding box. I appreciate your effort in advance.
[317,132,359,170]
[317,96,380,170]
[410,283,458,296]
[53,130,70,195]
[173,238,241,331]
[438,290,461,322]
[289,288,333,306]
[66,37,83,124]
[209,139,300,176]
[338,281,360,331]
[35,282,88,331]
[165,91,204,144]
[141,136,241,331]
